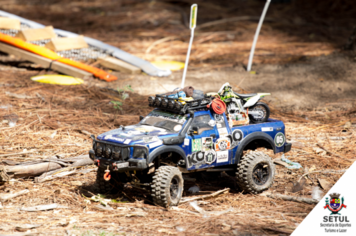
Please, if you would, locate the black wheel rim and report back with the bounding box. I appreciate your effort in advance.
[252,163,270,185]
[251,105,266,120]
[170,176,180,200]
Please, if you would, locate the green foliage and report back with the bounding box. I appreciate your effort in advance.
[111,199,129,203]
[111,85,133,111]
[111,101,123,110]
[117,84,133,93]
[81,230,94,236]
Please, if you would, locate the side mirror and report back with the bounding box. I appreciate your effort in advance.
[189,126,199,136]
[139,115,144,121]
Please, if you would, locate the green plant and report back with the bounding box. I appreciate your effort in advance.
[81,230,94,236]
[99,231,117,236]
[111,85,133,110]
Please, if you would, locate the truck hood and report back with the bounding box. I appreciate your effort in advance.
[97,124,176,145]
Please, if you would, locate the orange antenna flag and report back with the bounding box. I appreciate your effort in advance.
[0,32,117,82]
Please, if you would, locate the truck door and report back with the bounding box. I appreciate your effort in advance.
[185,113,218,170]
[185,112,232,170]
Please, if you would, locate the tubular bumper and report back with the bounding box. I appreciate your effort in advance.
[90,149,147,171]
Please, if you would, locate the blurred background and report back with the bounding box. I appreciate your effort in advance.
[0,0,355,109]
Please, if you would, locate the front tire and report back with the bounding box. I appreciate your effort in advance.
[249,102,270,123]
[236,151,275,194]
[151,166,184,207]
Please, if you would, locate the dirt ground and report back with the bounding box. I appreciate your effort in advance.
[0,0,356,235]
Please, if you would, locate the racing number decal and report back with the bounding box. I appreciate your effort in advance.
[274,132,285,147]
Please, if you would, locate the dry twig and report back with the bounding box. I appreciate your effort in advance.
[180,188,230,203]
[261,192,319,204]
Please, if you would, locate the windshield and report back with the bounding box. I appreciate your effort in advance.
[140,109,187,133]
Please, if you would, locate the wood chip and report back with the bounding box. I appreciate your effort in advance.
[318,178,332,190]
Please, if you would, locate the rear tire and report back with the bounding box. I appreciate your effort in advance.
[95,167,128,194]
[151,166,184,207]
[249,102,270,123]
[236,151,275,194]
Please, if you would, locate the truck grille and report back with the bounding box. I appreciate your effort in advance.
[94,142,130,162]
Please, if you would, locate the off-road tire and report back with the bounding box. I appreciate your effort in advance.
[249,102,270,123]
[151,166,184,208]
[236,151,275,194]
[95,167,127,194]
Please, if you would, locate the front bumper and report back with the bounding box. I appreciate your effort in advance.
[89,149,148,171]
[284,143,292,153]
[89,136,149,171]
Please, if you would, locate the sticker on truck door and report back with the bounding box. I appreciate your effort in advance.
[205,150,216,164]
[214,138,231,151]
[192,138,202,152]
[202,137,213,151]
[216,151,229,163]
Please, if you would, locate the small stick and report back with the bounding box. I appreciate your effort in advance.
[261,192,318,204]
[0,150,37,157]
[0,189,29,201]
[298,169,346,182]
[180,188,230,203]
[317,143,351,162]
[36,113,42,123]
[263,227,293,235]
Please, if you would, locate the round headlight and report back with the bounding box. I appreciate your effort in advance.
[133,148,146,158]
[161,98,168,107]
[105,146,112,158]
[96,143,103,155]
[175,101,182,110]
[168,100,175,109]
[155,97,162,106]
[113,147,121,160]
[148,96,155,106]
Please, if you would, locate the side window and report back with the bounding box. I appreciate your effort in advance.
[191,115,213,134]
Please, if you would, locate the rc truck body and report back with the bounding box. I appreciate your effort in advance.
[89,97,292,207]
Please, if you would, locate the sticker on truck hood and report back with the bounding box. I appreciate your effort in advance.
[149,140,163,149]
[98,124,175,142]
[103,135,125,143]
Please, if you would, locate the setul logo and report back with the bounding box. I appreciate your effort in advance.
[321,193,351,233]
[324,193,346,215]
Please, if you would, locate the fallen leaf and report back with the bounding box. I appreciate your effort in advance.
[291,178,306,193]
[318,178,332,190]
[312,147,326,155]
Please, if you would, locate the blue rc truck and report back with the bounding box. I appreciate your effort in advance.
[89,94,292,207]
